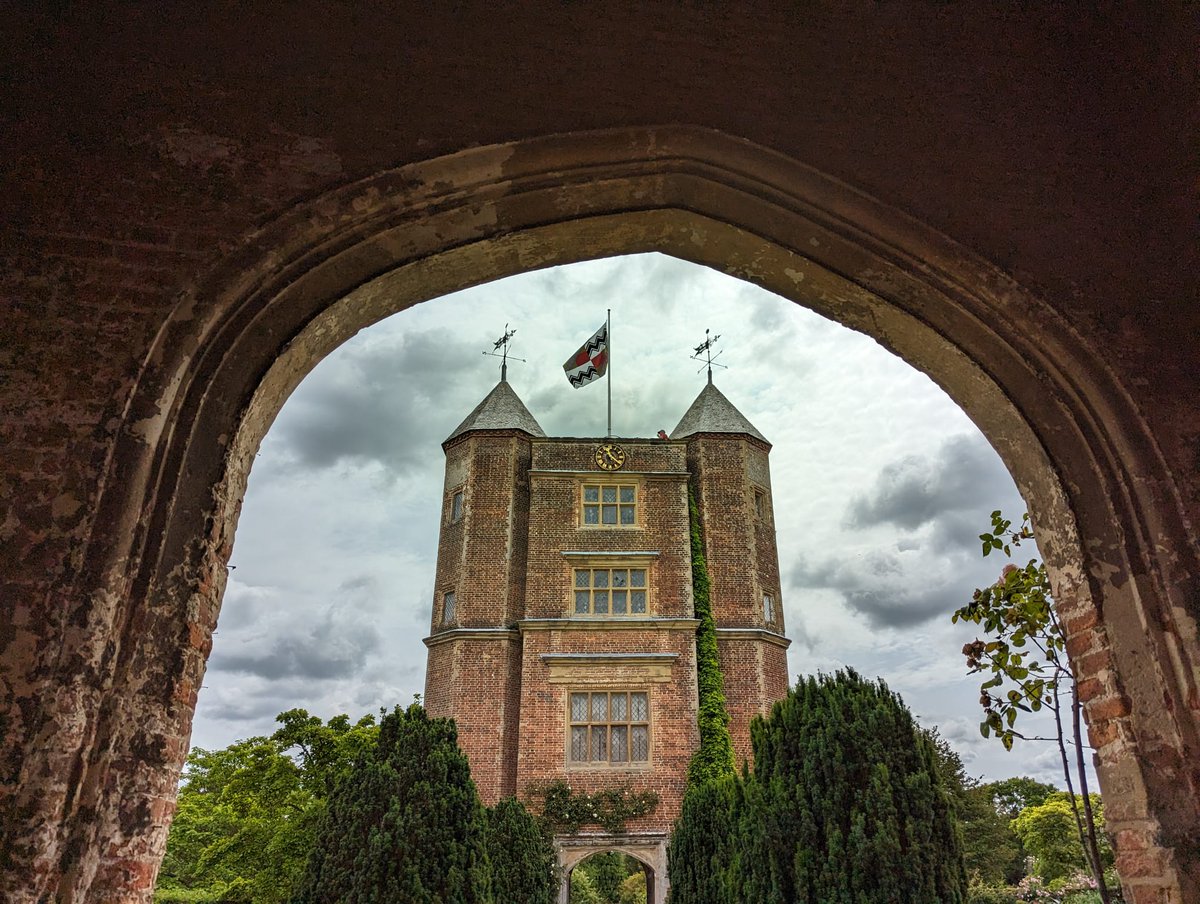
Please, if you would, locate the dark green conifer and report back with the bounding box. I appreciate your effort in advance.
[485,797,557,904]
[669,670,967,903]
[665,776,739,904]
[747,669,966,903]
[293,704,492,904]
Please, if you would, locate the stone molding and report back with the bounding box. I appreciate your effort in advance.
[422,627,520,648]
[520,617,699,632]
[715,626,792,649]
[540,652,679,683]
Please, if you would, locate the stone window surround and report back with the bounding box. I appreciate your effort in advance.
[449,486,465,523]
[441,589,457,625]
[562,551,658,618]
[752,485,769,521]
[580,478,640,527]
[566,687,652,768]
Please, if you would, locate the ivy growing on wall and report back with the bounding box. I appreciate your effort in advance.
[686,485,736,787]
[527,780,658,834]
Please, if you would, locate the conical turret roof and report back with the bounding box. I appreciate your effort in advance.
[671,380,769,445]
[444,379,546,445]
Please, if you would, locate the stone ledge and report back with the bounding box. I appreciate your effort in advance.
[540,652,679,684]
[520,617,699,632]
[714,627,792,649]
[422,627,520,648]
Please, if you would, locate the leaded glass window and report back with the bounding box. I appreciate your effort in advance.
[582,483,637,526]
[568,691,650,765]
[573,568,648,616]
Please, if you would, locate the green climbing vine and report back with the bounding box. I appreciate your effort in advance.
[686,485,736,786]
[526,780,658,834]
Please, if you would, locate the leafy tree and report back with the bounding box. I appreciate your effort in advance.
[986,776,1057,819]
[686,486,736,786]
[618,870,648,904]
[271,708,379,796]
[669,670,967,903]
[1011,792,1111,885]
[953,511,1112,901]
[155,710,378,904]
[293,703,492,904]
[925,729,1022,885]
[485,797,557,904]
[570,853,644,904]
[569,868,603,904]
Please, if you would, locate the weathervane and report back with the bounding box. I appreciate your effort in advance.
[690,328,727,384]
[482,324,526,382]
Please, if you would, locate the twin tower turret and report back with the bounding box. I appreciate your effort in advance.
[423,374,789,892]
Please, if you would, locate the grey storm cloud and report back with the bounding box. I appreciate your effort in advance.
[790,550,970,629]
[270,327,480,474]
[789,432,1028,630]
[846,434,1015,543]
[208,612,383,682]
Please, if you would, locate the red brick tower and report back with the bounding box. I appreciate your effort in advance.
[423,377,544,802]
[671,376,791,767]
[425,376,789,903]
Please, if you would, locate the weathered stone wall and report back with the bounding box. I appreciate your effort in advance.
[1,5,1196,901]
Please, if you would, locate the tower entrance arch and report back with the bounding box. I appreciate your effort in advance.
[6,127,1196,902]
[558,838,664,904]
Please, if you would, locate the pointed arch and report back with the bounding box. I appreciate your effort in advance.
[18,126,1196,901]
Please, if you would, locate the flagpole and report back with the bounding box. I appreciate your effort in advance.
[606,308,612,437]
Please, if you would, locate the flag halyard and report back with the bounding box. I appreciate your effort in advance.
[563,322,609,389]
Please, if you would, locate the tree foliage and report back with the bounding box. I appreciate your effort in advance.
[664,776,739,904]
[953,511,1112,902]
[686,485,737,786]
[668,670,967,903]
[1010,792,1111,884]
[570,853,645,904]
[926,729,1022,885]
[485,797,557,904]
[155,710,377,903]
[293,703,492,904]
[986,776,1057,819]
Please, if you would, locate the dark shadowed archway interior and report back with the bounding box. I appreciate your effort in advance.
[11,128,1195,903]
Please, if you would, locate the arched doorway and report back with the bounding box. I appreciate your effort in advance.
[18,126,1197,901]
[559,840,662,904]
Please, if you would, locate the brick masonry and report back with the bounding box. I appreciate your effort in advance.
[424,423,791,837]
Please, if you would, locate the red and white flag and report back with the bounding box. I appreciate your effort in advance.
[563,322,609,389]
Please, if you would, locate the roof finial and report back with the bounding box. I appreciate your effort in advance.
[690,328,727,384]
[482,324,525,382]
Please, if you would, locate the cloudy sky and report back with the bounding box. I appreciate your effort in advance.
[199,253,1085,788]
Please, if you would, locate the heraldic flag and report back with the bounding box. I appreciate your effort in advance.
[563,322,609,388]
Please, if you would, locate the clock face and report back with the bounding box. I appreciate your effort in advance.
[594,443,627,471]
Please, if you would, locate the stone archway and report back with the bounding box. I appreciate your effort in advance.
[8,126,1197,902]
[557,835,667,904]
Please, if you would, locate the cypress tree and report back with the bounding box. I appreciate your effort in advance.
[485,797,557,904]
[669,671,967,904]
[665,776,739,904]
[747,670,966,903]
[686,486,736,786]
[293,704,492,904]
